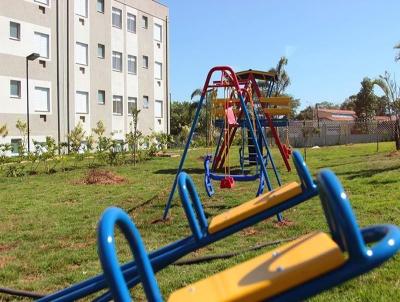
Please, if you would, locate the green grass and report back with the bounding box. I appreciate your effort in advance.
[0,142,399,301]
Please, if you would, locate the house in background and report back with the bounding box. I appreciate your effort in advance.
[314,108,357,122]
[0,0,169,155]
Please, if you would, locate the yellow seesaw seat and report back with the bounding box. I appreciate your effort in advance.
[168,232,345,302]
[208,182,302,234]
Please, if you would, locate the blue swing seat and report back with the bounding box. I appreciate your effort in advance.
[97,170,400,302]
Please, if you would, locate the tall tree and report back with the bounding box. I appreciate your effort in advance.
[353,77,378,119]
[296,106,314,120]
[269,56,291,96]
[340,95,357,111]
[373,71,400,150]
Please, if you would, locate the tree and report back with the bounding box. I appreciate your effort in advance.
[353,78,378,119]
[269,56,290,96]
[395,42,400,62]
[373,71,400,150]
[340,95,357,111]
[317,101,339,109]
[170,101,192,136]
[296,106,314,120]
[289,98,300,119]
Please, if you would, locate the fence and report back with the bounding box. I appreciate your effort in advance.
[276,120,397,148]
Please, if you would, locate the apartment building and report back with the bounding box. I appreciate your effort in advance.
[0,0,169,154]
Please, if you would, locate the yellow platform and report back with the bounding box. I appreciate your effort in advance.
[264,108,291,116]
[168,232,345,302]
[259,97,291,106]
[208,182,302,234]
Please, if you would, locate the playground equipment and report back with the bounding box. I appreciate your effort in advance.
[163,66,291,220]
[98,170,400,302]
[38,151,317,301]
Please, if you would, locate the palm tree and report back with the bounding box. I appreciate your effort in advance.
[373,71,400,150]
[269,56,291,96]
[395,42,400,62]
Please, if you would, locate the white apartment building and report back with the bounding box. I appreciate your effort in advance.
[0,0,169,154]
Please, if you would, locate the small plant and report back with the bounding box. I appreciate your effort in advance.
[154,132,174,153]
[125,108,142,166]
[16,120,28,158]
[5,164,25,178]
[67,122,86,153]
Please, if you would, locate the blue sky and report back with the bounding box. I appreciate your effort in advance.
[160,0,399,109]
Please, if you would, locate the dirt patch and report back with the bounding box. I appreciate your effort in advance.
[273,219,295,228]
[75,169,126,185]
[0,255,16,269]
[0,243,16,253]
[241,227,259,236]
[387,151,400,158]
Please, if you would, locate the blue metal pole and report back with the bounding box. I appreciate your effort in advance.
[162,94,206,219]
[253,107,282,186]
[237,94,272,191]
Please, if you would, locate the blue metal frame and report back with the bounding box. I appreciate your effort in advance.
[39,151,317,302]
[97,170,400,302]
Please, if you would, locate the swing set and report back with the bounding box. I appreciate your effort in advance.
[163,67,295,220]
[163,66,287,220]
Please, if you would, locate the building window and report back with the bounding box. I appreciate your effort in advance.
[128,97,137,115]
[9,22,20,40]
[98,90,105,105]
[11,139,22,154]
[35,0,49,5]
[143,95,149,109]
[112,7,122,28]
[142,56,148,69]
[97,0,104,13]
[97,44,105,59]
[154,23,162,42]
[113,95,123,115]
[155,100,163,118]
[155,62,162,80]
[112,51,122,71]
[34,32,49,59]
[127,55,137,74]
[127,13,136,33]
[10,80,21,98]
[75,0,88,18]
[76,42,88,65]
[142,15,148,29]
[76,91,89,114]
[34,87,50,112]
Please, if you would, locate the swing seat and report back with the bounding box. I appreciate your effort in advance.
[208,182,302,234]
[220,176,235,189]
[168,232,345,302]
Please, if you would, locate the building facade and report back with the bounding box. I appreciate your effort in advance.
[0,0,169,154]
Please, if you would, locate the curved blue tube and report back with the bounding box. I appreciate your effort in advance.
[97,207,162,302]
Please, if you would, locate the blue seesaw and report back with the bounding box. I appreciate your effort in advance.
[97,170,400,302]
[38,151,317,301]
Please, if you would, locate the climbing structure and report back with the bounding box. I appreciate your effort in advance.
[213,69,293,172]
[163,66,281,219]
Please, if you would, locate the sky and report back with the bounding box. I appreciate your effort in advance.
[159,0,399,110]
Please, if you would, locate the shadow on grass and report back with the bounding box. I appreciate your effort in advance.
[336,164,400,180]
[153,168,204,175]
[367,179,399,185]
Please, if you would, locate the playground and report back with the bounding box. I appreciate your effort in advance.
[1,142,399,301]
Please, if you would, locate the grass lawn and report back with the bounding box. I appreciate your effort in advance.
[0,142,399,301]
